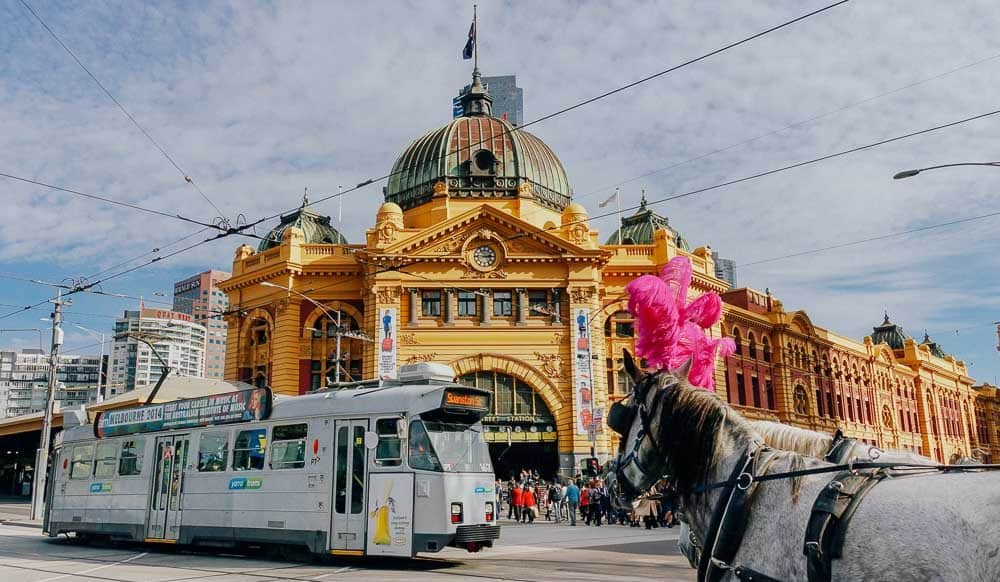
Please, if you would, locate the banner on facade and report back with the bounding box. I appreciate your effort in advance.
[94,386,272,438]
[572,308,603,435]
[378,307,399,380]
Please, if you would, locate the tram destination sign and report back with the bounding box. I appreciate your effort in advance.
[441,388,490,412]
[94,386,272,438]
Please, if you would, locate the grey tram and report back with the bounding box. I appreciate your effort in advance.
[44,363,500,557]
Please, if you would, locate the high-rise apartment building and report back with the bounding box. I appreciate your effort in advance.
[0,349,101,418]
[173,269,230,379]
[456,74,523,125]
[108,309,207,395]
[712,251,738,290]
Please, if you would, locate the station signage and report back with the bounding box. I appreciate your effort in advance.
[94,386,272,438]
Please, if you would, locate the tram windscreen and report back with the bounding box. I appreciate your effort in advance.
[409,419,493,473]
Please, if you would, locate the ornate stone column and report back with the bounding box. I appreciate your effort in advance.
[551,288,562,325]
[408,288,419,326]
[444,288,455,325]
[480,289,491,325]
[515,288,527,326]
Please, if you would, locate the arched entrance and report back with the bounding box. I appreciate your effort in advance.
[457,371,559,479]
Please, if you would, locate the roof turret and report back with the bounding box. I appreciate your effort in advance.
[258,191,348,251]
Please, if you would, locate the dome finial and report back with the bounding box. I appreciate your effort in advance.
[461,67,493,117]
[640,189,648,210]
[923,329,931,343]
[883,310,890,325]
[302,187,309,208]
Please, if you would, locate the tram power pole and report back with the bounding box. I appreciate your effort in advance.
[30,289,69,521]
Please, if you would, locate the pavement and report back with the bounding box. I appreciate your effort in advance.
[0,503,697,581]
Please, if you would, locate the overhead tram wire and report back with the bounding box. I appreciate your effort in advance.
[248,1,852,228]
[737,207,1000,270]
[0,299,52,321]
[520,107,1000,238]
[569,50,1000,204]
[84,227,211,280]
[17,0,228,221]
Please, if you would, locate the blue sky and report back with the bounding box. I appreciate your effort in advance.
[2,0,1000,381]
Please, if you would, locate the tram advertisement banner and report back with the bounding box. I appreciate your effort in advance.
[571,307,603,436]
[94,387,272,438]
[378,307,399,380]
[366,473,414,557]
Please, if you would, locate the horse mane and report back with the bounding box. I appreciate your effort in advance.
[750,421,833,459]
[651,371,758,493]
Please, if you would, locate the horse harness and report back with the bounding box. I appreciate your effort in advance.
[691,439,1000,582]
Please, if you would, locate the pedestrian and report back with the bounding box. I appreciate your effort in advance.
[589,481,604,526]
[565,479,580,526]
[559,481,569,521]
[511,482,523,522]
[580,481,590,525]
[522,484,536,524]
[548,481,562,523]
[598,479,613,525]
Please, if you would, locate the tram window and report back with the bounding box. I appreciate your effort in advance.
[70,445,94,479]
[375,418,402,466]
[94,443,118,478]
[233,428,267,471]
[408,420,442,471]
[119,438,145,476]
[198,432,230,472]
[270,423,307,470]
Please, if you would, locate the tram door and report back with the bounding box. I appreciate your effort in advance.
[330,419,369,552]
[146,435,190,541]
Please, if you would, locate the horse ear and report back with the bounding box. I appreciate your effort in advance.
[622,349,641,383]
[671,358,693,383]
[832,428,845,443]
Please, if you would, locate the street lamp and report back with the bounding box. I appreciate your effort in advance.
[893,161,1000,180]
[73,324,107,403]
[260,282,373,384]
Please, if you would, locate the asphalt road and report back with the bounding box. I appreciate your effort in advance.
[0,519,697,581]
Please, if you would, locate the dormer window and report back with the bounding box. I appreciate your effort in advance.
[471,149,497,175]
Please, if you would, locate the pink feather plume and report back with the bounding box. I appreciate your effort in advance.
[625,256,735,390]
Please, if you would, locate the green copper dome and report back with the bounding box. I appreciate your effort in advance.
[871,312,907,350]
[385,70,572,212]
[258,194,347,251]
[920,331,948,358]
[605,193,690,250]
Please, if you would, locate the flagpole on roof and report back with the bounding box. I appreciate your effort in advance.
[473,4,478,71]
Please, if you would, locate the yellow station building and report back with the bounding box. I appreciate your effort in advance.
[218,70,1000,476]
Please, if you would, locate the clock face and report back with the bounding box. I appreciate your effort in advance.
[473,245,497,268]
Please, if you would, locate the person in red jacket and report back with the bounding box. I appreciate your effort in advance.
[521,485,536,524]
[511,483,523,522]
[579,482,590,525]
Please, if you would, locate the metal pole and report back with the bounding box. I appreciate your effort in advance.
[96,333,105,403]
[334,309,342,385]
[30,289,64,521]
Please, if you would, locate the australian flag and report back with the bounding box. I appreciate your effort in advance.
[462,20,475,60]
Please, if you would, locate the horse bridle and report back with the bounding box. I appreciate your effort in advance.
[608,378,670,498]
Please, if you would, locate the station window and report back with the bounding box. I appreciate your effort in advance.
[270,423,308,470]
[70,445,94,479]
[118,438,144,476]
[493,291,513,317]
[422,291,442,317]
[198,432,230,472]
[528,291,548,316]
[94,443,118,478]
[233,428,267,471]
[457,291,478,317]
[375,418,402,467]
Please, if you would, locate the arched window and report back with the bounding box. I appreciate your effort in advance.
[794,386,809,415]
[309,312,363,389]
[606,357,636,395]
[604,311,635,338]
[457,371,554,422]
[762,336,771,363]
[242,316,271,387]
[747,332,757,360]
[732,327,743,356]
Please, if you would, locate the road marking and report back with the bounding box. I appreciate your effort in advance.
[313,566,353,578]
[35,551,148,582]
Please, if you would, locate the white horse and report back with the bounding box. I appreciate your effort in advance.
[677,420,938,569]
[608,353,1000,581]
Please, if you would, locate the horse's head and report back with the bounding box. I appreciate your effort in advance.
[605,349,690,506]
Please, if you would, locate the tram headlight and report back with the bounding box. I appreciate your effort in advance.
[450,502,464,524]
[485,501,494,522]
